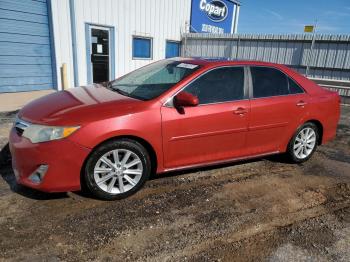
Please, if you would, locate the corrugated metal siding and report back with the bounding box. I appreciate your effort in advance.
[0,0,55,93]
[51,0,191,88]
[182,33,350,81]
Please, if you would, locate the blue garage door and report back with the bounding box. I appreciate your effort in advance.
[0,0,55,93]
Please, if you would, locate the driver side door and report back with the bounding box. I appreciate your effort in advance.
[161,66,250,170]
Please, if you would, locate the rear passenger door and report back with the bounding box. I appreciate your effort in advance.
[247,66,308,155]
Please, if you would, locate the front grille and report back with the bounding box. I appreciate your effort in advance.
[14,119,30,136]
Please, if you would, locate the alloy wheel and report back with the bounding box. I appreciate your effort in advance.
[93,149,143,194]
[293,127,316,159]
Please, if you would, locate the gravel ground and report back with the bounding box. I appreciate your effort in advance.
[0,107,350,261]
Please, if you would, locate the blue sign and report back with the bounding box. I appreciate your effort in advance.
[190,0,236,34]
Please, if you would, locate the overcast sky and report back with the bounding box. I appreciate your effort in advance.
[238,0,350,34]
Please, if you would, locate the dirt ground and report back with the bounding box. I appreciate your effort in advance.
[0,107,350,262]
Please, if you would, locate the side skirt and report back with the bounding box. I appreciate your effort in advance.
[161,151,280,173]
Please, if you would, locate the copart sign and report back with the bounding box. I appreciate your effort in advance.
[190,0,237,34]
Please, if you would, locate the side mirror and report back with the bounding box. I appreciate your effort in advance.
[174,91,199,108]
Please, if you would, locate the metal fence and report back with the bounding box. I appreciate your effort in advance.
[181,33,350,83]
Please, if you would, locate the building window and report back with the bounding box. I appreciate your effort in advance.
[165,41,180,58]
[133,36,152,59]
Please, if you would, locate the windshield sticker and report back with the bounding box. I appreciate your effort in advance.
[176,63,199,69]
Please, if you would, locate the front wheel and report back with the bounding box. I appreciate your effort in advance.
[84,139,151,200]
[287,123,319,163]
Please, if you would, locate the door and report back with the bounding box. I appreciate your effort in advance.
[161,66,250,169]
[0,0,54,93]
[247,66,309,155]
[86,25,115,84]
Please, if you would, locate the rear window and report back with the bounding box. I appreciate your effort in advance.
[288,77,304,94]
[251,67,289,98]
[251,67,305,98]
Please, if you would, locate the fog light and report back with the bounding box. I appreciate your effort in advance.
[28,165,48,184]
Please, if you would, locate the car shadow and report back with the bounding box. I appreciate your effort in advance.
[0,143,68,200]
[265,153,292,164]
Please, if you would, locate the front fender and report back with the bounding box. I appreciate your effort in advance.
[68,108,164,172]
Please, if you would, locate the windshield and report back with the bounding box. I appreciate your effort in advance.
[108,60,200,100]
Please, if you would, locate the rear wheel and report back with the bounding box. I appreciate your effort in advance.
[287,122,319,163]
[84,139,151,200]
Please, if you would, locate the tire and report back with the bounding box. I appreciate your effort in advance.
[84,139,151,200]
[0,143,11,166]
[287,122,319,163]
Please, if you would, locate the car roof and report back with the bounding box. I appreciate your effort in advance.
[171,57,284,68]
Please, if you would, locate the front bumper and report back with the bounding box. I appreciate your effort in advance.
[9,127,91,192]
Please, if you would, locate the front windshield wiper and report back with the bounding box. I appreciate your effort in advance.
[105,81,115,90]
[106,83,146,101]
[112,86,132,97]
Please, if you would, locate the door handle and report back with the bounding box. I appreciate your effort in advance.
[296,100,307,107]
[234,107,248,115]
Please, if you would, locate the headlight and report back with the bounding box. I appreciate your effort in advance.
[22,124,80,143]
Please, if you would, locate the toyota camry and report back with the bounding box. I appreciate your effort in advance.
[9,58,340,200]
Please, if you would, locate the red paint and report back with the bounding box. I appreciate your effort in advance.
[174,91,199,107]
[9,130,90,192]
[9,59,340,192]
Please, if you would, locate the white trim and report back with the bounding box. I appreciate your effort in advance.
[233,5,240,33]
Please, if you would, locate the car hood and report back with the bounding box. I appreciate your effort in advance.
[19,84,143,126]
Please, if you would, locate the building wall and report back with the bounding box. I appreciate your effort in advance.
[50,0,74,90]
[50,0,192,90]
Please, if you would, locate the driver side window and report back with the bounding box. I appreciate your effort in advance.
[184,67,245,105]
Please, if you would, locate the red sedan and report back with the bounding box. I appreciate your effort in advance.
[9,59,340,200]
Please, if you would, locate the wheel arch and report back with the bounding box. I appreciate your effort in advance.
[284,119,324,153]
[304,119,323,145]
[80,135,159,189]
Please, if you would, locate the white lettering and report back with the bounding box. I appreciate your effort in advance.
[200,0,207,10]
[199,0,227,19]
[201,23,224,34]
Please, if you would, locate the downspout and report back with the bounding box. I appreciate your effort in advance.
[69,0,79,87]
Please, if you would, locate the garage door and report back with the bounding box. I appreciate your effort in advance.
[0,0,55,93]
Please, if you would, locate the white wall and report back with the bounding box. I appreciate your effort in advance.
[50,0,191,90]
[50,0,74,90]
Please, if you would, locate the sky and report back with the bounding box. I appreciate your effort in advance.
[238,0,350,34]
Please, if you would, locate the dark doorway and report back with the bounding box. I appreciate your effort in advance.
[90,28,110,83]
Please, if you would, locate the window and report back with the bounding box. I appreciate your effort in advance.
[184,67,245,104]
[288,77,304,94]
[133,37,152,59]
[251,67,289,98]
[109,60,200,100]
[166,41,180,58]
